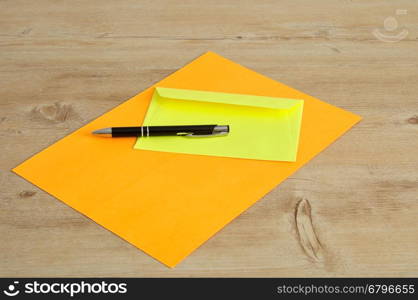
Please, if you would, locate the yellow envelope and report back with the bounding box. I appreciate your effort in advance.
[134,87,304,161]
[13,52,361,267]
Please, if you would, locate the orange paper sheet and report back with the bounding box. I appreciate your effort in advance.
[13,52,361,267]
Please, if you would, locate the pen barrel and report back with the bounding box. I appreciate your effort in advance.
[111,125,217,137]
[111,127,142,137]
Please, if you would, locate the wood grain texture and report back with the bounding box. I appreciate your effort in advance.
[0,0,417,277]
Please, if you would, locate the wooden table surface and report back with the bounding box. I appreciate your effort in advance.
[1,0,417,277]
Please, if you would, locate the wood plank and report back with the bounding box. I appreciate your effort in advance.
[0,0,417,276]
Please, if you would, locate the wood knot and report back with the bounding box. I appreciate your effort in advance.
[407,115,418,124]
[30,102,79,123]
[295,198,324,262]
[19,190,36,198]
[21,28,33,35]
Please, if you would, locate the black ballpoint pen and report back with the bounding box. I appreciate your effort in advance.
[92,125,229,138]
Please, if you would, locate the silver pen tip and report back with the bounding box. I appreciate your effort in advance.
[92,128,112,134]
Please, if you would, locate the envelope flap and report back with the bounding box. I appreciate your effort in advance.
[156,87,303,110]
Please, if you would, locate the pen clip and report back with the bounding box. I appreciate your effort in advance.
[182,131,229,138]
[176,125,229,138]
